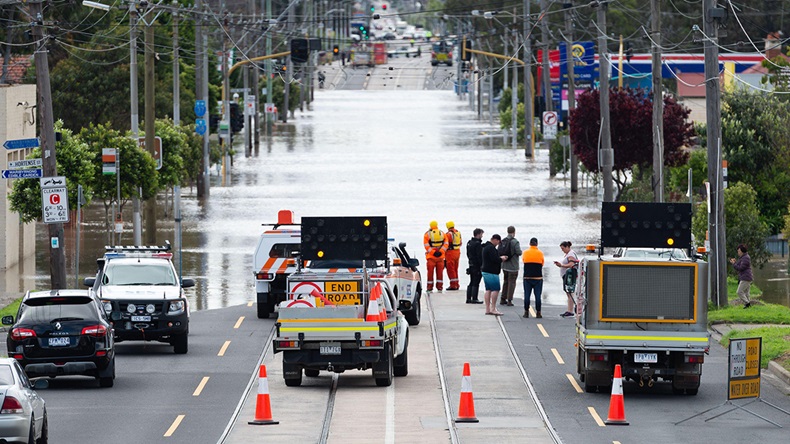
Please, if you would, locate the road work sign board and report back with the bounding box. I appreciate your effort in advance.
[728,337,761,400]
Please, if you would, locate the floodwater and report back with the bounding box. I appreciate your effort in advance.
[17,88,786,310]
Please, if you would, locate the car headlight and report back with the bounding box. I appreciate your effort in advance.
[127,304,137,313]
[167,300,185,315]
[146,304,156,314]
[102,301,113,312]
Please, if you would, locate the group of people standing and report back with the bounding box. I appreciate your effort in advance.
[425,221,579,318]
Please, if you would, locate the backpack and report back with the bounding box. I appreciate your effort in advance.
[497,237,512,258]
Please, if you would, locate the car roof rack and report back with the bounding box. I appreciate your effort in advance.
[104,240,172,253]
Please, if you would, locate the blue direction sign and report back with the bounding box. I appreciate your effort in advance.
[2,169,43,179]
[194,100,207,117]
[195,118,207,136]
[4,138,40,150]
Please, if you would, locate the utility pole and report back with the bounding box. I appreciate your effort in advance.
[523,0,533,158]
[540,0,552,114]
[651,0,664,202]
[30,0,67,289]
[266,0,273,133]
[565,2,578,192]
[703,0,727,308]
[221,12,230,185]
[283,4,292,123]
[597,1,614,202]
[129,1,142,244]
[144,7,157,244]
[196,0,207,197]
[172,10,180,125]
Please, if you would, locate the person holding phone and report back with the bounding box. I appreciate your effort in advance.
[554,241,578,317]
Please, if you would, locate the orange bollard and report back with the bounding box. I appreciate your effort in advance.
[604,364,629,425]
[455,362,479,423]
[248,365,279,425]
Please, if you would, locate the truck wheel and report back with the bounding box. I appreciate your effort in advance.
[375,344,394,387]
[172,333,188,354]
[305,369,320,377]
[686,388,699,396]
[404,291,421,326]
[394,333,409,377]
[257,293,273,319]
[283,363,302,387]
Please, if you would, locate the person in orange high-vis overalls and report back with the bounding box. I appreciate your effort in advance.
[444,221,462,290]
[424,220,449,292]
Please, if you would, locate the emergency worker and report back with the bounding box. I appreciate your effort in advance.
[424,220,449,292]
[444,221,462,290]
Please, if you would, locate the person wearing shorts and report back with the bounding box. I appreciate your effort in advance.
[481,234,505,316]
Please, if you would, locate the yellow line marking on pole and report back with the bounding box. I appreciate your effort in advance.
[537,324,549,337]
[218,340,231,357]
[234,316,245,329]
[566,374,583,393]
[193,376,210,396]
[551,348,565,364]
[164,414,185,437]
[588,406,606,427]
[247,301,254,307]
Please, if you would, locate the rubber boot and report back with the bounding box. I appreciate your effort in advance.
[470,286,483,304]
[465,286,473,303]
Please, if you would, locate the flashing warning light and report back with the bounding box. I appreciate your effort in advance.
[364,219,371,227]
[619,205,627,213]
[317,250,324,258]
[667,238,674,246]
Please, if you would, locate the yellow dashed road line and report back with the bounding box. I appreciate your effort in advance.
[536,324,549,338]
[234,316,245,329]
[247,301,253,307]
[566,374,583,393]
[193,376,209,396]
[218,340,231,357]
[529,306,536,317]
[164,414,185,437]
[588,406,606,427]
[551,348,565,364]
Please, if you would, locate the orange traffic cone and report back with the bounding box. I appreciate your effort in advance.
[604,364,629,425]
[455,362,479,423]
[248,365,279,425]
[366,289,382,322]
[374,283,387,320]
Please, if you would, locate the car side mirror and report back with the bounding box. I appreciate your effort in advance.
[83,277,96,287]
[408,258,419,268]
[33,379,49,390]
[181,278,195,288]
[1,315,14,326]
[399,242,407,249]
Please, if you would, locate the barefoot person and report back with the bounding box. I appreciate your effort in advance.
[481,234,504,316]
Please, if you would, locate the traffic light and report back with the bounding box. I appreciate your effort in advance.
[463,39,472,62]
[382,4,387,10]
[360,25,368,39]
[370,6,375,13]
[290,38,309,63]
[333,45,339,55]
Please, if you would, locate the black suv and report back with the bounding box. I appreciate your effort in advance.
[2,290,116,387]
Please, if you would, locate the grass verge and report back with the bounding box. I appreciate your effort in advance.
[0,298,21,321]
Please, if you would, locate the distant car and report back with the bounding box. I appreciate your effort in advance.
[3,290,116,388]
[388,45,418,58]
[612,247,689,260]
[382,32,397,40]
[0,358,48,443]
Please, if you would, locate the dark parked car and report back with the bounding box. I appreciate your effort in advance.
[3,290,116,388]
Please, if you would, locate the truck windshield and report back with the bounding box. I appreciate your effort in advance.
[103,263,178,286]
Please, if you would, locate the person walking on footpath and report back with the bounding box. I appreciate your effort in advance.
[554,241,579,317]
[522,237,544,318]
[499,226,522,306]
[730,244,753,308]
[445,221,462,290]
[481,234,505,316]
[423,220,449,292]
[465,228,485,304]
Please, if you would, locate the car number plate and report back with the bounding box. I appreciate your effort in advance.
[48,337,70,347]
[319,342,341,355]
[131,315,151,322]
[634,353,658,363]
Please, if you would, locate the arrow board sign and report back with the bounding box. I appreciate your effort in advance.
[8,159,42,169]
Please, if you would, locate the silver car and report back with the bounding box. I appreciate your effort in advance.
[0,358,47,443]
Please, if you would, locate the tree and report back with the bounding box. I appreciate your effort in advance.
[9,122,94,223]
[569,87,694,198]
[692,182,770,269]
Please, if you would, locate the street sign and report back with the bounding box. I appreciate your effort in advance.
[3,138,40,150]
[195,118,207,136]
[2,169,42,179]
[102,148,117,175]
[728,337,761,400]
[8,158,42,169]
[138,137,162,170]
[543,111,558,140]
[245,95,256,116]
[264,103,275,114]
[219,121,230,140]
[40,177,69,224]
[194,100,207,117]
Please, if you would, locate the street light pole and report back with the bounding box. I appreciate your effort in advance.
[565,2,578,192]
[597,2,614,202]
[523,0,534,158]
[144,5,157,244]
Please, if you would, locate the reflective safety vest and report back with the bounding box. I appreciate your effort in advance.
[427,229,445,247]
[447,229,462,250]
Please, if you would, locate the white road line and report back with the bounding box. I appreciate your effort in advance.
[247,301,253,307]
[614,441,622,444]
[588,406,606,427]
[566,374,583,393]
[551,348,565,364]
[218,340,231,357]
[385,379,395,444]
[234,316,245,329]
[536,324,549,338]
[193,376,209,396]
[164,414,185,437]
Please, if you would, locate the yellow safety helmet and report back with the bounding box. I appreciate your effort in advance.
[446,221,455,229]
[430,220,438,229]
